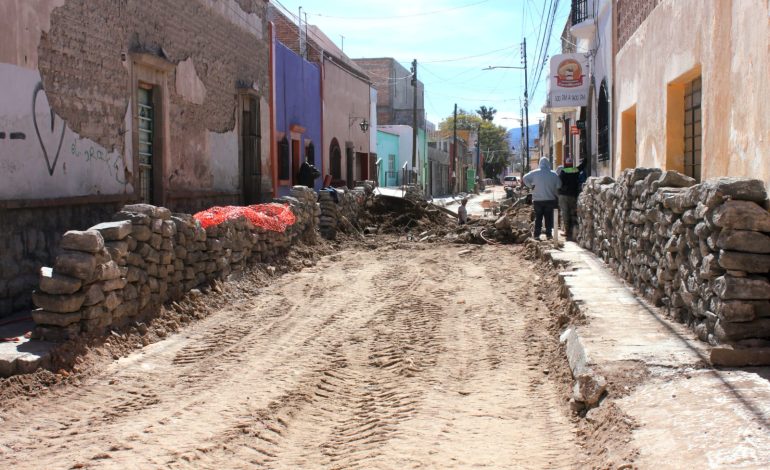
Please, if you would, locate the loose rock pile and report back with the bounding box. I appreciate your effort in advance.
[32,194,319,341]
[578,170,770,348]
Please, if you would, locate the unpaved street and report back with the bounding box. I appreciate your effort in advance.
[0,242,580,469]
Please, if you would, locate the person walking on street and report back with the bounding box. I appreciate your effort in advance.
[523,157,561,240]
[457,198,468,225]
[558,161,583,241]
[298,156,321,189]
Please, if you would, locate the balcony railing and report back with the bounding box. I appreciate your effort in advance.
[571,0,589,25]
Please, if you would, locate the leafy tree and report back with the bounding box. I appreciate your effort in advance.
[476,106,497,121]
[438,108,511,179]
[438,108,480,132]
[478,121,510,178]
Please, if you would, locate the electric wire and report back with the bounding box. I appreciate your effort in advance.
[309,0,491,20]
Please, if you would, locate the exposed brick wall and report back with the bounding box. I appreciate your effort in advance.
[354,58,424,128]
[617,0,661,49]
[352,59,393,108]
[38,0,271,154]
[267,5,322,66]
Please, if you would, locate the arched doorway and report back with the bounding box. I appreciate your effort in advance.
[598,80,610,164]
[330,138,341,182]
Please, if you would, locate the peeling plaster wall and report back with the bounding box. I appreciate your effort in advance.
[0,0,65,69]
[0,0,271,204]
[615,0,770,189]
[0,0,271,317]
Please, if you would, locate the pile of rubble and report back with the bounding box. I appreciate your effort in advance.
[446,196,533,244]
[362,187,455,237]
[578,169,770,349]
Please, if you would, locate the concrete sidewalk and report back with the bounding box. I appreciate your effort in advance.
[0,311,55,376]
[546,241,770,468]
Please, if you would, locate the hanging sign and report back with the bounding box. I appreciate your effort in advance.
[545,53,589,109]
[570,125,580,135]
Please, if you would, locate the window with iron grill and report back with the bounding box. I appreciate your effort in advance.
[571,0,589,25]
[684,77,702,182]
[137,85,154,203]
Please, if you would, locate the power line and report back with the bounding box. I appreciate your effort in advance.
[421,44,520,64]
[309,0,490,20]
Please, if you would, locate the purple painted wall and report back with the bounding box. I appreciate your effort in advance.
[274,41,322,194]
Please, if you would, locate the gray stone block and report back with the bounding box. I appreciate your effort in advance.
[717,230,770,254]
[31,309,82,327]
[712,200,770,231]
[60,230,105,253]
[714,275,770,300]
[718,250,770,273]
[32,291,85,313]
[90,220,132,241]
[39,267,82,295]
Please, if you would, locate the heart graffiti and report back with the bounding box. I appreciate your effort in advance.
[32,81,65,176]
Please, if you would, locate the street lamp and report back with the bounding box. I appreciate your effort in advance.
[483,48,530,173]
[349,116,369,133]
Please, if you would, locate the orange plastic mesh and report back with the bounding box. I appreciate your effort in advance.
[194,204,296,232]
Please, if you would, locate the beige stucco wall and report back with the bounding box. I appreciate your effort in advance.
[615,0,770,187]
[321,59,371,181]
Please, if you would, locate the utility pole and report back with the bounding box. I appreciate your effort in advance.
[452,103,458,193]
[411,59,418,180]
[520,106,525,177]
[522,37,530,173]
[476,124,481,182]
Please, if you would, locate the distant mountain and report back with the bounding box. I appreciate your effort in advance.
[506,124,539,152]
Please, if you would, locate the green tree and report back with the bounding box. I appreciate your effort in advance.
[438,109,511,179]
[438,108,480,132]
[476,106,497,121]
[478,121,510,178]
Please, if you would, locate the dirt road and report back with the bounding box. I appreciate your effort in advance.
[0,241,581,469]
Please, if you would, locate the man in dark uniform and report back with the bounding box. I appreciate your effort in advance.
[298,156,321,189]
[558,160,584,241]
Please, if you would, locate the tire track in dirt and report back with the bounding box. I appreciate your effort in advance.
[0,242,583,469]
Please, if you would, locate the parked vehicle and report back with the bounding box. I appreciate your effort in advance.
[503,175,519,188]
[503,176,519,198]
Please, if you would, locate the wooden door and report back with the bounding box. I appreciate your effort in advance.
[346,147,354,188]
[292,139,301,185]
[241,95,261,204]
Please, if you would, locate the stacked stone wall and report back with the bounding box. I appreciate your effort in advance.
[578,169,770,347]
[31,186,319,341]
[0,201,125,319]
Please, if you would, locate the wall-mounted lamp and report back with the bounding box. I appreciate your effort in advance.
[349,116,369,133]
[556,116,564,130]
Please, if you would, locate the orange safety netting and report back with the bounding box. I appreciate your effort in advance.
[193,203,296,232]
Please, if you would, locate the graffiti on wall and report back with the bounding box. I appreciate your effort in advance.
[32,82,65,175]
[0,63,132,200]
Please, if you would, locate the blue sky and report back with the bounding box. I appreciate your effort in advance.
[271,0,569,131]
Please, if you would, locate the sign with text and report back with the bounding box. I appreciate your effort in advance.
[546,53,589,109]
[570,125,580,135]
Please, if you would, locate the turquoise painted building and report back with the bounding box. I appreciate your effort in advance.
[376,130,400,187]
